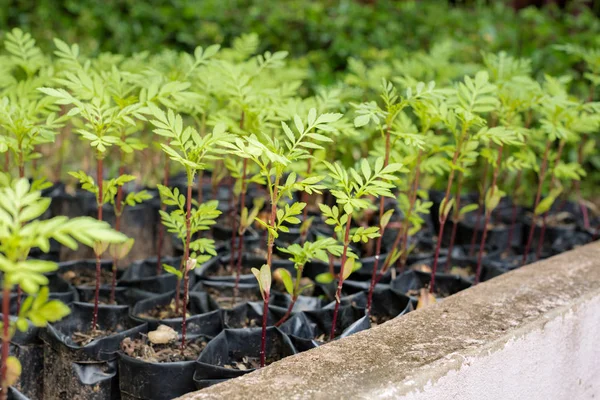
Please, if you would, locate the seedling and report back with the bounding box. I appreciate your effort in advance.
[149,105,231,349]
[274,237,343,326]
[320,157,402,338]
[225,107,340,366]
[0,178,127,399]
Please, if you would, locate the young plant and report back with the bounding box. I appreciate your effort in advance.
[429,71,498,294]
[0,178,127,399]
[225,108,341,367]
[149,105,231,349]
[274,237,343,326]
[320,157,402,339]
[40,59,145,328]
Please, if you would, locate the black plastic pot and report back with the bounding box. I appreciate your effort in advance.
[0,316,42,400]
[223,301,285,329]
[58,259,118,290]
[191,281,262,309]
[279,305,370,352]
[195,253,294,284]
[130,290,220,331]
[118,256,183,294]
[391,269,472,299]
[522,214,577,251]
[118,330,211,400]
[76,286,155,307]
[193,327,296,387]
[41,302,147,400]
[335,288,415,324]
[269,291,323,314]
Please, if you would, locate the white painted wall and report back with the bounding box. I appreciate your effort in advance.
[391,292,600,400]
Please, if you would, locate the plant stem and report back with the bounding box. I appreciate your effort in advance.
[233,158,248,303]
[259,293,269,368]
[366,127,391,312]
[469,161,489,256]
[110,156,126,305]
[181,181,193,350]
[1,284,10,400]
[260,175,280,368]
[535,139,565,260]
[156,152,170,275]
[430,133,464,294]
[475,146,503,283]
[505,169,523,252]
[197,169,204,205]
[330,213,352,340]
[522,140,552,265]
[15,145,26,314]
[92,156,103,331]
[381,149,423,279]
[445,172,464,271]
[275,265,303,327]
[300,157,313,245]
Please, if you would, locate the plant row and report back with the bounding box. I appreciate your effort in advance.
[0,28,598,399]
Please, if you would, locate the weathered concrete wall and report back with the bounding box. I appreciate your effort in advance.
[179,242,600,400]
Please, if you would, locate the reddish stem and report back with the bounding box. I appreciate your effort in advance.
[430,139,463,294]
[3,153,8,173]
[522,140,552,265]
[259,293,269,367]
[181,182,193,350]
[475,146,503,283]
[92,156,104,330]
[469,161,489,256]
[445,172,464,271]
[505,170,523,252]
[110,164,125,305]
[233,158,248,302]
[330,214,353,340]
[1,285,10,400]
[535,140,565,260]
[366,127,391,311]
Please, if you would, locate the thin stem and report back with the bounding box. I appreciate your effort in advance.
[469,161,489,256]
[1,284,10,400]
[430,133,464,294]
[259,294,269,368]
[156,151,170,275]
[92,156,104,331]
[197,169,204,205]
[181,181,193,350]
[233,158,248,303]
[475,146,503,283]
[274,266,303,327]
[536,139,565,259]
[522,140,552,265]
[366,127,391,312]
[110,158,125,305]
[330,214,352,340]
[445,172,464,271]
[300,157,313,244]
[505,169,523,252]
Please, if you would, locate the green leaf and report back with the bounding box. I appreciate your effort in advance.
[342,257,355,281]
[277,268,294,295]
[315,272,335,284]
[252,264,272,299]
[459,203,479,216]
[380,209,395,229]
[534,188,563,216]
[163,264,183,279]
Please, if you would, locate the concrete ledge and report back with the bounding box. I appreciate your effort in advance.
[179,242,600,400]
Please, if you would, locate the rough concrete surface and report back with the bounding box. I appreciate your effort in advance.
[178,241,600,400]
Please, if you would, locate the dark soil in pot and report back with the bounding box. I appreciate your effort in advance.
[223,301,284,329]
[522,211,578,250]
[192,281,261,309]
[131,291,219,330]
[391,269,472,299]
[77,286,155,307]
[41,302,147,400]
[118,256,183,293]
[279,305,370,352]
[58,259,117,287]
[193,327,296,385]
